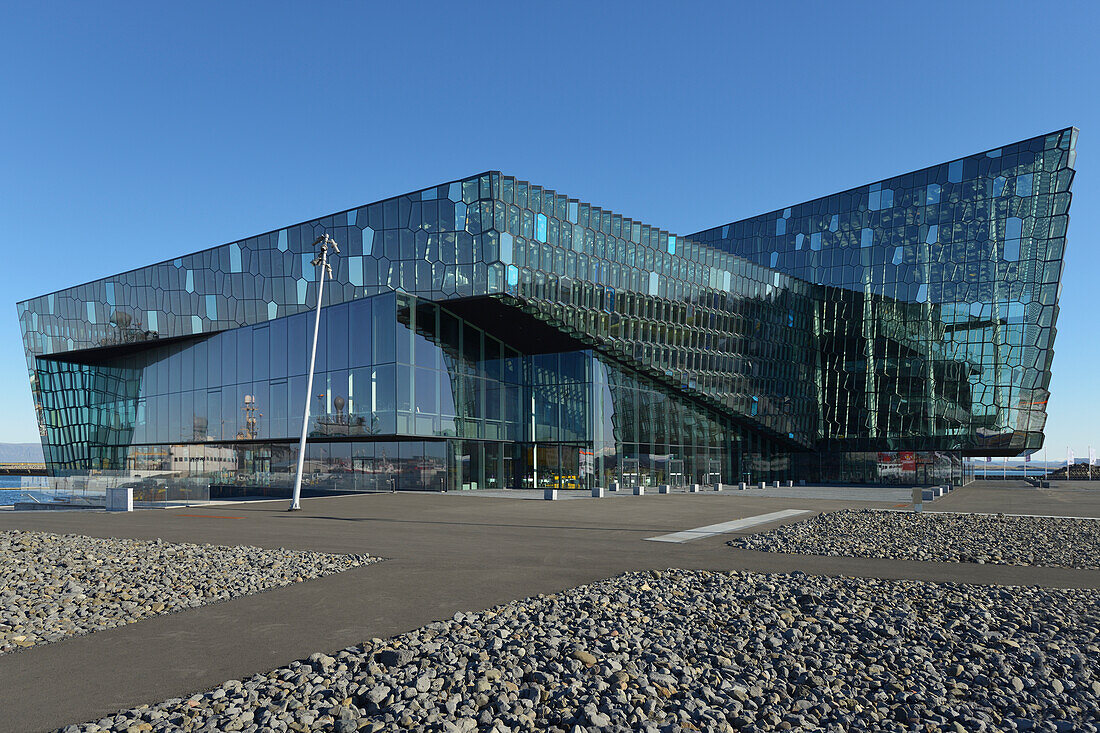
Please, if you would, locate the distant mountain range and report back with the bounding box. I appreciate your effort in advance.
[0,442,44,462]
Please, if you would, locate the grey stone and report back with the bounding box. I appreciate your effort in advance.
[0,529,376,656]
[52,568,1100,733]
[378,649,414,667]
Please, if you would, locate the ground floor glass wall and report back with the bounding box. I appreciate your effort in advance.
[792,451,974,485]
[111,433,744,496]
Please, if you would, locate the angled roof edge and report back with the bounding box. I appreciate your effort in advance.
[688,127,1078,238]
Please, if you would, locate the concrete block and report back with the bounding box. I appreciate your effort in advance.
[632,485,645,496]
[591,486,605,498]
[799,479,806,486]
[759,481,767,490]
[786,480,793,487]
[688,484,700,493]
[713,483,723,492]
[106,486,133,512]
[610,481,620,492]
[738,482,747,491]
[658,484,671,494]
[921,488,935,502]
[544,488,558,501]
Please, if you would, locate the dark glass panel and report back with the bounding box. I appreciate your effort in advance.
[269,316,288,380]
[253,325,270,383]
[349,297,372,367]
[372,364,396,434]
[287,313,308,376]
[269,380,288,439]
[207,335,222,388]
[167,345,182,395]
[372,293,396,364]
[235,327,252,386]
[326,303,349,372]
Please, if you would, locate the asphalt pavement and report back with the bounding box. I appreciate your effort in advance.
[0,483,1097,732]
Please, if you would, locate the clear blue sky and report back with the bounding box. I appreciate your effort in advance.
[1,2,1097,459]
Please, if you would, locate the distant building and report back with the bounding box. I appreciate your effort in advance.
[17,129,1076,490]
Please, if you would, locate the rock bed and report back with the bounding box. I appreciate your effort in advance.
[0,530,375,654]
[728,509,1100,569]
[63,569,1100,732]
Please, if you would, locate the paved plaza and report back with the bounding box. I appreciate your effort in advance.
[0,482,1098,731]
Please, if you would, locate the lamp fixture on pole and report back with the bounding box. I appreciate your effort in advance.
[289,233,339,511]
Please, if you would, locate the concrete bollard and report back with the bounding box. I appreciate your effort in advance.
[713,483,723,492]
[688,484,700,493]
[633,485,645,496]
[610,481,620,492]
[922,488,935,502]
[106,486,133,512]
[786,480,793,487]
[591,486,605,498]
[544,488,558,501]
[773,480,780,488]
[799,479,806,486]
[912,486,923,513]
[759,481,767,490]
[738,482,747,491]
[658,484,671,494]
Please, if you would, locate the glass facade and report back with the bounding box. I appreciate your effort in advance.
[17,129,1075,490]
[30,292,736,492]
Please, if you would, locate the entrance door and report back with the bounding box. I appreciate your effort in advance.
[705,459,722,486]
[621,458,640,490]
[535,444,558,489]
[579,448,595,492]
[668,459,685,489]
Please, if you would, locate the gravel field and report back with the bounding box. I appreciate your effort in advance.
[61,569,1100,733]
[728,509,1100,569]
[0,530,376,654]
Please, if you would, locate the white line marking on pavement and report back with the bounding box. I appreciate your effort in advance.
[644,509,813,544]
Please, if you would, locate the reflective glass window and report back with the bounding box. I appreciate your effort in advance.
[372,294,396,364]
[235,327,252,386]
[253,325,270,382]
[327,304,349,372]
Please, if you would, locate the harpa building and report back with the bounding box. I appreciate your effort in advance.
[17,129,1076,494]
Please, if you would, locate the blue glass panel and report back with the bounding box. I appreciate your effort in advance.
[536,213,547,243]
[1016,173,1033,197]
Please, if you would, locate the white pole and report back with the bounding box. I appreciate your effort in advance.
[290,236,336,511]
[530,392,537,490]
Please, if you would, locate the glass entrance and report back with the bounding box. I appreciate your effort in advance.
[705,459,722,486]
[621,458,640,489]
[668,459,685,488]
[579,448,595,491]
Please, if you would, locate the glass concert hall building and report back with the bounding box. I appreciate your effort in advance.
[17,129,1076,495]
